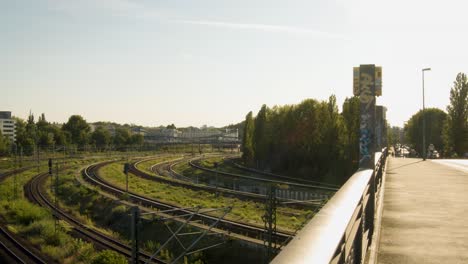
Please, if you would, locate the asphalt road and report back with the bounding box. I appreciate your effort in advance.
[432,159,468,173]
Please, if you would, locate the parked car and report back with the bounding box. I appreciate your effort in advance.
[428,150,440,159]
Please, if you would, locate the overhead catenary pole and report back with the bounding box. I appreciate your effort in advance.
[131,206,140,264]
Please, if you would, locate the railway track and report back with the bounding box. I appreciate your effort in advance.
[188,158,339,192]
[0,225,47,264]
[0,166,36,181]
[25,171,165,264]
[225,157,340,188]
[85,162,293,244]
[134,158,323,208]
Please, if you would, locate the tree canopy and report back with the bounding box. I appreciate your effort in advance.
[443,73,468,156]
[404,108,447,155]
[241,95,360,184]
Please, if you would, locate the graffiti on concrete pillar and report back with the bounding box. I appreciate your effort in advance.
[360,113,372,165]
[358,65,376,168]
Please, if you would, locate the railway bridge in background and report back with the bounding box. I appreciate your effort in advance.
[272,154,468,264]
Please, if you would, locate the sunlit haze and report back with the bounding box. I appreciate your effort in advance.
[3,0,468,127]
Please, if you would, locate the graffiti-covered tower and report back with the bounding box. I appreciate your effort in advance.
[353,65,382,169]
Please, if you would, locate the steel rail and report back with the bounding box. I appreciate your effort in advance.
[188,159,339,191]
[0,225,47,264]
[84,162,293,244]
[226,158,340,188]
[25,171,165,264]
[133,159,322,207]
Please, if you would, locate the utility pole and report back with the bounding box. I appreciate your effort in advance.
[55,161,59,233]
[422,68,431,160]
[263,185,278,263]
[130,206,140,264]
[124,163,130,195]
[36,144,40,173]
[12,145,17,200]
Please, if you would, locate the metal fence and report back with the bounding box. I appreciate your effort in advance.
[272,148,387,264]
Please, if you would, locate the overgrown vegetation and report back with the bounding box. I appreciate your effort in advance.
[0,164,127,263]
[99,162,311,231]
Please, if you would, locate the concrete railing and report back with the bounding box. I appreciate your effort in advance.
[272,149,387,264]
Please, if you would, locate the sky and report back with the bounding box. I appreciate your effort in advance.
[2,0,468,128]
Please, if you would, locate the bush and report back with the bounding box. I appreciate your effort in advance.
[8,200,48,225]
[91,250,127,264]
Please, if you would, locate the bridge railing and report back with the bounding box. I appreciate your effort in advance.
[272,148,387,264]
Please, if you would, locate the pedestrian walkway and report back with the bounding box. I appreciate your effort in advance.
[377,157,468,264]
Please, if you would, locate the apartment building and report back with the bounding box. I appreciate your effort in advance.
[0,111,16,142]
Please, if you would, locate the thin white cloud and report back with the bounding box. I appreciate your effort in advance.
[175,20,344,39]
[47,0,164,19]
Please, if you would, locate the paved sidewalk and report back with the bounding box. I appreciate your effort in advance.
[377,157,468,264]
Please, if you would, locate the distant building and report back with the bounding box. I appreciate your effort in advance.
[0,111,16,142]
[180,127,221,139]
[131,127,146,136]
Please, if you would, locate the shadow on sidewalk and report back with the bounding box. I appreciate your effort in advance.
[387,159,424,173]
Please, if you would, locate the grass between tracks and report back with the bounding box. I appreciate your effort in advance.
[100,162,312,231]
[0,159,127,264]
[135,155,183,175]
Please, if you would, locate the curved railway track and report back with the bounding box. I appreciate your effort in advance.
[25,171,165,264]
[188,158,339,192]
[133,158,280,204]
[0,225,47,264]
[85,162,292,244]
[225,157,340,188]
[134,158,324,208]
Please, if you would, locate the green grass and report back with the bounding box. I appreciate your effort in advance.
[99,162,312,231]
[135,155,183,175]
[0,160,127,264]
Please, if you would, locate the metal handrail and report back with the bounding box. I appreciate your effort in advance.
[272,149,387,264]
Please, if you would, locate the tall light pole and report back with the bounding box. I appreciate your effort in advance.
[422,68,431,161]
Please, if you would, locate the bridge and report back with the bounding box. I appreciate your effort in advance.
[272,153,468,263]
[271,64,468,264]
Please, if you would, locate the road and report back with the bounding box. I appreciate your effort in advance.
[432,159,468,173]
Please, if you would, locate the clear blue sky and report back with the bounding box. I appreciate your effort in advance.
[2,0,467,127]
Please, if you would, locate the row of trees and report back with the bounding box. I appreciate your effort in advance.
[1,113,144,156]
[242,95,361,184]
[405,73,468,157]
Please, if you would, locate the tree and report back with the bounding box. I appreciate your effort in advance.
[253,105,269,168]
[242,112,255,166]
[91,127,112,151]
[405,108,447,156]
[130,134,144,146]
[0,130,10,156]
[342,96,360,176]
[166,124,176,129]
[14,117,35,155]
[62,115,90,146]
[443,73,468,157]
[113,128,131,149]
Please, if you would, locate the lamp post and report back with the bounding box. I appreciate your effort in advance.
[422,68,431,161]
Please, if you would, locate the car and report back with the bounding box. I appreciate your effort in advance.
[428,150,440,159]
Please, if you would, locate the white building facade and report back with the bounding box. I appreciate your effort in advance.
[0,111,16,142]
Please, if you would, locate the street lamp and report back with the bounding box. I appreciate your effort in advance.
[422,68,431,161]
